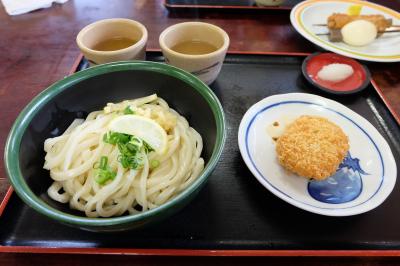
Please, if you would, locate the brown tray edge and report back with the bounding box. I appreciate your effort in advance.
[370,79,400,125]
[1,50,399,256]
[163,0,292,10]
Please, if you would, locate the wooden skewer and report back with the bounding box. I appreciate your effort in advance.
[316,30,400,36]
[313,23,400,27]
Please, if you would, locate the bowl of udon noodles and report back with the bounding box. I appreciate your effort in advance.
[4,61,226,231]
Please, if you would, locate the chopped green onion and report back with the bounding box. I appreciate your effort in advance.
[150,160,160,169]
[126,142,139,153]
[143,141,155,154]
[123,106,135,115]
[103,131,130,145]
[99,156,108,169]
[95,168,116,185]
[103,131,155,170]
[94,156,116,185]
[130,136,142,146]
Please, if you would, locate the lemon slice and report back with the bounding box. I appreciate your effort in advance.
[108,115,168,154]
[347,5,362,16]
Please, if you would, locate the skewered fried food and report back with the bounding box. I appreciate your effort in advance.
[327,13,392,32]
[319,13,396,45]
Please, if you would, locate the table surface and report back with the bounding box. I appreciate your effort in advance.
[0,0,399,264]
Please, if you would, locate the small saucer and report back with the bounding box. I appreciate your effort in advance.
[302,53,371,95]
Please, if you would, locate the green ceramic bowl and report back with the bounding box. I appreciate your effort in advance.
[4,61,226,232]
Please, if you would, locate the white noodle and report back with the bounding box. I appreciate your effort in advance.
[44,94,204,218]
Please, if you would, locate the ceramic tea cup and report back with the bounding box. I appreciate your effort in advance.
[77,18,148,65]
[159,22,230,85]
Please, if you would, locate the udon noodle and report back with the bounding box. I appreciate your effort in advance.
[44,94,204,217]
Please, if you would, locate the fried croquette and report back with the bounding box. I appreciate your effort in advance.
[276,115,349,180]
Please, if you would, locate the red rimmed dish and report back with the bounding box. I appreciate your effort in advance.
[302,52,371,95]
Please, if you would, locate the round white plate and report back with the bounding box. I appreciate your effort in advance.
[290,0,400,62]
[238,93,397,216]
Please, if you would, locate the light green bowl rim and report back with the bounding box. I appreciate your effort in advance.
[4,61,226,227]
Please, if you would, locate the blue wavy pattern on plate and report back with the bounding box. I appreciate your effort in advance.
[308,152,368,204]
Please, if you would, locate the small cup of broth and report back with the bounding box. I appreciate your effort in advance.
[77,18,148,65]
[159,22,229,85]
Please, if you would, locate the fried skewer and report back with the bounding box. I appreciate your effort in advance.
[314,23,400,27]
[317,30,400,35]
[314,13,397,43]
[326,13,392,32]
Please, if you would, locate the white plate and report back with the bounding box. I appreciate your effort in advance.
[238,93,397,216]
[290,0,400,62]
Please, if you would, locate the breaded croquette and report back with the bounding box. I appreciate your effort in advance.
[276,115,349,180]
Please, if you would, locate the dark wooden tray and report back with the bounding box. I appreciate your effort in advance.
[164,0,300,11]
[1,52,399,256]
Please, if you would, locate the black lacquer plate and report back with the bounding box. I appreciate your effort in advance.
[1,52,399,251]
